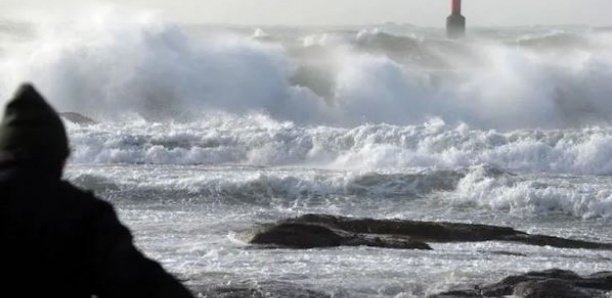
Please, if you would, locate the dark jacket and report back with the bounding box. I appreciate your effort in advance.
[0,165,194,298]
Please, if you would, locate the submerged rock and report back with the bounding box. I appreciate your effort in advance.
[59,112,97,125]
[431,269,612,298]
[251,214,612,250]
[191,281,332,298]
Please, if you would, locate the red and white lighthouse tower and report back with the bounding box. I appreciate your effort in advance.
[447,0,466,38]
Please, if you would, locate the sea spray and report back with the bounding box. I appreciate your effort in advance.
[2,15,612,128]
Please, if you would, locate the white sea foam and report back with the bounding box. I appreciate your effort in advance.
[449,166,612,219]
[66,115,612,176]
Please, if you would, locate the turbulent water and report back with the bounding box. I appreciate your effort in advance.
[1,14,612,297]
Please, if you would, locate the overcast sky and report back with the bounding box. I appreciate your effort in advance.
[2,0,611,27]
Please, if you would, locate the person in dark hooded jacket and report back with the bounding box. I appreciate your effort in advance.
[0,84,194,298]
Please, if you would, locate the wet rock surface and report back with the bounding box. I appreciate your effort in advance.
[431,269,612,298]
[250,222,432,250]
[250,214,612,250]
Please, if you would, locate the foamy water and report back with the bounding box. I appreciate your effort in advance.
[1,14,611,296]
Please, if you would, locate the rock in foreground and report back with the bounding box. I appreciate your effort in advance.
[431,269,612,298]
[250,214,612,250]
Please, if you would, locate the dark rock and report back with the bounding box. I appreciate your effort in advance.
[342,232,432,250]
[513,279,591,298]
[250,223,344,249]
[504,233,612,250]
[273,214,612,250]
[431,269,612,298]
[59,112,97,125]
[250,222,431,250]
[575,272,612,291]
[289,214,518,242]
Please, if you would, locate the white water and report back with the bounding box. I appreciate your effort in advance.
[1,14,611,296]
[3,16,612,129]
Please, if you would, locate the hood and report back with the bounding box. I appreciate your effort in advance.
[0,84,70,166]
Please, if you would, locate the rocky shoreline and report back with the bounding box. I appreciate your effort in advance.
[209,214,612,298]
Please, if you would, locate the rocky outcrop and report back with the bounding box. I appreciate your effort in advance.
[250,222,432,250]
[431,269,612,298]
[249,214,612,250]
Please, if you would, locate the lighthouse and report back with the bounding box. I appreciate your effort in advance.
[446,0,466,38]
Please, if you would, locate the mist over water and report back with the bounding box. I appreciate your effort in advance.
[1,13,612,296]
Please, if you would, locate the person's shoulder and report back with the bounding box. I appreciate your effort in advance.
[57,180,114,210]
[57,180,97,198]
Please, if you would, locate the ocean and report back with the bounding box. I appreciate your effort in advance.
[1,15,611,297]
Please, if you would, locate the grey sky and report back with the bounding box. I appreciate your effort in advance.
[1,0,611,27]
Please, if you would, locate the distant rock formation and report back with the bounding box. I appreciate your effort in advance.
[431,269,612,298]
[250,214,612,250]
[59,112,97,125]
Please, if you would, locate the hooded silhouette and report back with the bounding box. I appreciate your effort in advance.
[0,84,70,168]
[0,84,194,298]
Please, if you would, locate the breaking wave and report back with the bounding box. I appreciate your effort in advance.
[1,15,612,129]
[2,13,612,219]
[448,166,612,220]
[68,167,464,203]
[67,115,612,176]
[66,162,612,219]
